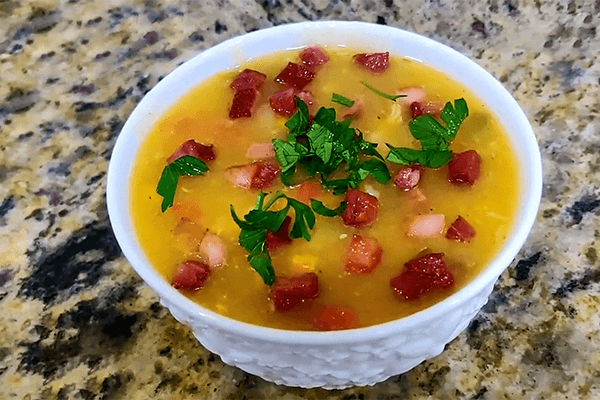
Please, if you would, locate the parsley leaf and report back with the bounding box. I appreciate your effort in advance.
[386,98,469,169]
[272,98,391,192]
[230,192,316,285]
[332,93,355,107]
[361,81,407,101]
[156,155,208,212]
[310,199,347,217]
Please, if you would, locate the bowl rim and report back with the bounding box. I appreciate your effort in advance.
[106,20,543,345]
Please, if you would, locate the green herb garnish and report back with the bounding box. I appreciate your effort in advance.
[156,155,209,212]
[386,98,469,168]
[332,93,355,107]
[230,191,316,285]
[310,199,347,217]
[272,98,391,193]
[361,81,407,102]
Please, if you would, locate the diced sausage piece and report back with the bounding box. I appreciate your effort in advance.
[171,260,211,291]
[270,87,297,117]
[167,139,216,163]
[448,150,481,185]
[294,181,323,204]
[353,52,389,72]
[246,142,275,159]
[295,90,315,108]
[408,214,445,238]
[310,305,359,331]
[270,272,319,312]
[229,87,259,119]
[396,87,426,106]
[390,253,454,300]
[225,162,280,190]
[274,62,315,90]
[393,166,420,191]
[230,69,267,92]
[300,45,330,67]
[344,235,383,274]
[446,215,476,242]
[341,189,379,227]
[341,98,363,119]
[199,233,227,268]
[251,162,280,189]
[409,101,445,118]
[266,216,293,252]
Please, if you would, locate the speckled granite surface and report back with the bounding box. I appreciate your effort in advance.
[0,0,599,398]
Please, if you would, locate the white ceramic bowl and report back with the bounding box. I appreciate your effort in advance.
[106,21,542,389]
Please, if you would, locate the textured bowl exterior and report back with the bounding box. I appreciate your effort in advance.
[106,21,543,389]
[163,281,495,389]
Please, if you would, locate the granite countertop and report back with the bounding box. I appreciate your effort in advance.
[1,0,599,398]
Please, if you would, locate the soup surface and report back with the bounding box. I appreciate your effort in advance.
[130,46,519,331]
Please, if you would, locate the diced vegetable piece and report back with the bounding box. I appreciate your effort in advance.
[390,253,454,300]
[408,214,445,238]
[230,69,267,91]
[229,87,259,119]
[393,166,420,191]
[274,62,315,90]
[266,216,293,252]
[200,233,227,268]
[270,272,319,311]
[341,189,379,227]
[409,101,444,118]
[344,235,383,274]
[270,87,297,116]
[448,150,481,185]
[294,181,323,204]
[353,52,389,72]
[167,139,216,163]
[246,142,275,159]
[446,215,476,242]
[300,45,330,67]
[225,162,280,190]
[171,260,211,291]
[396,87,426,106]
[310,304,358,331]
[341,98,363,119]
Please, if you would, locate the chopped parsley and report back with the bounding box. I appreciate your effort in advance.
[310,199,347,217]
[386,98,469,168]
[361,81,407,101]
[156,155,209,212]
[331,93,355,107]
[230,191,316,285]
[272,98,391,194]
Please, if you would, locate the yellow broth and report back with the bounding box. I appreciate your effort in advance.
[129,47,519,330]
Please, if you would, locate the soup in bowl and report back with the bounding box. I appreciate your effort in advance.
[106,21,542,388]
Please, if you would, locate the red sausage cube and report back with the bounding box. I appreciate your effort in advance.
[251,162,280,189]
[266,216,293,252]
[310,305,358,331]
[229,87,259,119]
[341,189,379,227]
[344,235,383,274]
[269,87,297,116]
[270,273,319,312]
[390,253,454,300]
[353,52,389,72]
[393,166,421,191]
[446,215,476,242]
[167,139,215,163]
[171,261,211,291]
[300,45,329,67]
[274,62,315,90]
[230,69,267,91]
[448,150,481,185]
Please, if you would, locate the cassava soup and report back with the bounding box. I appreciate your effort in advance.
[130,46,519,331]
